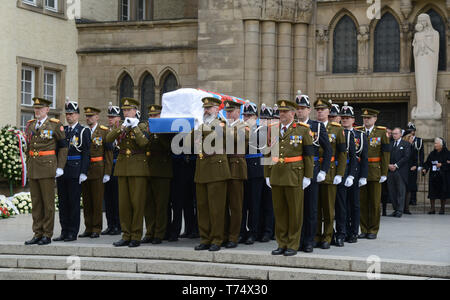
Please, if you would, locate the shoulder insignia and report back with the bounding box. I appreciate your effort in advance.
[50,118,60,123]
[100,125,109,131]
[297,122,310,128]
[355,126,363,130]
[331,122,341,127]
[27,119,36,123]
[377,126,387,130]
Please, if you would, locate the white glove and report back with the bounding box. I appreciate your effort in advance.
[303,177,311,190]
[55,168,64,178]
[130,118,139,128]
[265,177,271,188]
[79,173,88,184]
[103,175,110,183]
[316,171,326,183]
[344,176,354,187]
[358,177,367,187]
[333,175,342,185]
[124,117,132,127]
[379,176,387,183]
[418,167,423,172]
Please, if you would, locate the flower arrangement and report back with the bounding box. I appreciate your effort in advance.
[0,125,27,188]
[11,192,32,215]
[0,206,10,219]
[0,195,17,218]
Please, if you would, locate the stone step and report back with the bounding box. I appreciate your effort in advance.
[0,242,448,279]
[0,268,228,280]
[0,254,441,280]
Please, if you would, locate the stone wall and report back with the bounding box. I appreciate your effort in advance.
[80,0,119,22]
[154,0,198,20]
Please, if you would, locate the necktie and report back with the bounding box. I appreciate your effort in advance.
[68,127,73,135]
[366,130,370,137]
[36,121,41,130]
[282,126,287,136]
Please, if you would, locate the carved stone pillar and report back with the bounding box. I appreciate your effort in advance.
[260,21,277,105]
[293,0,313,94]
[357,25,369,74]
[315,25,329,73]
[400,22,413,73]
[400,0,412,19]
[242,0,263,101]
[277,0,295,100]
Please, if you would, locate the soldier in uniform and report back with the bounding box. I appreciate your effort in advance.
[24,97,68,246]
[340,104,368,243]
[106,98,150,248]
[240,101,265,245]
[79,107,113,238]
[193,97,231,252]
[223,100,248,249]
[355,109,390,240]
[142,105,174,244]
[267,100,314,257]
[314,99,347,249]
[102,103,122,235]
[257,104,275,243]
[331,103,357,247]
[295,92,332,253]
[54,101,91,243]
[405,122,424,207]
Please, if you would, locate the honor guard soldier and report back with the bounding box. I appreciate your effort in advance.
[355,108,390,240]
[54,101,91,243]
[193,97,231,252]
[79,107,113,239]
[257,104,275,243]
[24,97,68,246]
[406,122,424,207]
[331,103,357,247]
[295,92,332,253]
[314,99,347,249]
[142,105,174,244]
[340,104,368,243]
[103,103,122,235]
[223,100,248,249]
[267,100,314,257]
[106,98,150,248]
[240,101,265,245]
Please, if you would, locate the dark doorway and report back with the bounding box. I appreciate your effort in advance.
[335,101,409,130]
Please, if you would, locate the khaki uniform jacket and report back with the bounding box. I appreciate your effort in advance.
[355,126,390,181]
[106,121,150,177]
[266,122,314,187]
[321,122,347,184]
[227,121,248,180]
[87,124,113,180]
[194,118,231,184]
[25,118,68,179]
[147,131,173,179]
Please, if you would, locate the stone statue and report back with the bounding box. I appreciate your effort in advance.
[411,13,441,120]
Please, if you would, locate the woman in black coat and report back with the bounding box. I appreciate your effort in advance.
[422,138,449,214]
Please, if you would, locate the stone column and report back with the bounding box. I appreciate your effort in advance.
[357,25,369,74]
[400,22,413,73]
[260,21,277,105]
[242,0,262,101]
[293,0,313,94]
[277,23,292,100]
[315,25,328,74]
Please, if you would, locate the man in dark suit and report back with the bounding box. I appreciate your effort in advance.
[405,123,424,207]
[295,92,332,252]
[387,127,411,218]
[54,101,91,242]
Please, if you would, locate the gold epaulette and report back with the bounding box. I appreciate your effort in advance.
[297,122,310,128]
[331,122,342,127]
[27,119,35,123]
[377,126,387,130]
[355,126,364,130]
[100,125,109,130]
[50,118,60,123]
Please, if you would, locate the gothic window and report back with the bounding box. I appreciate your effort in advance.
[374,13,400,72]
[140,73,155,120]
[333,15,358,74]
[427,9,446,71]
[161,72,178,96]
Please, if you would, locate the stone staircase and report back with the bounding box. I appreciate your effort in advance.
[0,242,448,280]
